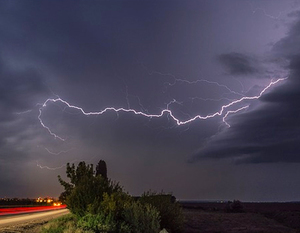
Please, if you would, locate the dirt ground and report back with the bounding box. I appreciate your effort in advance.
[182,202,300,233]
[0,219,45,233]
[183,209,297,233]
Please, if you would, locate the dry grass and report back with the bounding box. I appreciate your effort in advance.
[0,219,47,233]
[182,203,300,233]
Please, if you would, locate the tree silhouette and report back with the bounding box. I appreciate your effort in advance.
[96,159,107,179]
[58,161,94,202]
[58,160,122,216]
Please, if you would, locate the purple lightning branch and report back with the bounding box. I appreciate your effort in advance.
[38,78,287,141]
[222,105,249,127]
[44,147,75,155]
[36,161,66,170]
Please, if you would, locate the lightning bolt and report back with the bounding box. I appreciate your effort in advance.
[36,155,97,171]
[222,105,249,127]
[44,147,75,155]
[36,161,66,170]
[38,77,287,140]
[38,107,65,141]
[14,110,32,115]
[248,2,284,20]
[190,96,234,103]
[166,78,244,97]
[140,63,244,97]
[252,8,282,20]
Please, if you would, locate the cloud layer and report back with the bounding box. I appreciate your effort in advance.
[193,13,300,164]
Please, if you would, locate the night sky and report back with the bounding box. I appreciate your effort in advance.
[1,0,300,201]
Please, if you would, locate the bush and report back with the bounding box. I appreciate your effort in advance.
[140,191,183,233]
[97,191,133,218]
[57,161,181,233]
[59,162,122,217]
[77,213,116,232]
[122,201,161,233]
[224,200,245,213]
[41,214,94,233]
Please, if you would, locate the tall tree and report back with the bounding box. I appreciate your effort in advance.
[58,160,121,216]
[96,159,107,179]
[58,161,94,202]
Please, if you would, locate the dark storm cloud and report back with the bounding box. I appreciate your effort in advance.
[191,102,300,163]
[273,12,300,58]
[0,58,48,120]
[0,55,49,169]
[1,0,300,201]
[0,0,188,112]
[218,52,259,76]
[192,13,300,164]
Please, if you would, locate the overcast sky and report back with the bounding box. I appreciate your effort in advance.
[1,0,300,201]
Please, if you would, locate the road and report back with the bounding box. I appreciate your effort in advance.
[0,208,69,228]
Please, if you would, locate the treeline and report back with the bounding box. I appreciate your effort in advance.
[0,198,39,206]
[42,160,183,233]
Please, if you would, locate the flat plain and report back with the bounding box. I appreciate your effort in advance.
[181,202,300,233]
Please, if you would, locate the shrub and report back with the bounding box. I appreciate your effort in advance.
[122,201,161,233]
[41,214,85,233]
[57,161,178,233]
[98,191,133,218]
[140,191,183,233]
[59,161,122,217]
[77,213,116,232]
[224,200,245,213]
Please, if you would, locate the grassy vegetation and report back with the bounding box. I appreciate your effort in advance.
[48,161,183,233]
[41,214,94,233]
[42,201,300,233]
[41,202,161,233]
[140,192,183,233]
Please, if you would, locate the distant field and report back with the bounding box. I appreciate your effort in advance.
[181,202,300,233]
[0,204,50,208]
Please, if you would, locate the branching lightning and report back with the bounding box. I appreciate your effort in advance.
[14,110,33,115]
[248,2,284,20]
[44,147,75,155]
[166,78,244,97]
[141,63,244,97]
[222,105,249,127]
[36,161,66,170]
[36,155,97,170]
[38,78,287,140]
[190,96,234,103]
[38,107,65,141]
[252,7,282,20]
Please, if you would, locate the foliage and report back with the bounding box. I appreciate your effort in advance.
[88,191,160,233]
[66,176,105,217]
[58,162,93,203]
[57,161,181,233]
[96,160,108,179]
[87,181,124,216]
[41,214,94,233]
[140,191,183,233]
[224,200,245,213]
[58,161,122,217]
[121,201,161,233]
[99,191,133,218]
[77,213,116,232]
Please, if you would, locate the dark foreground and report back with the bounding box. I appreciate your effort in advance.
[1,202,300,233]
[0,208,69,233]
[181,202,300,233]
